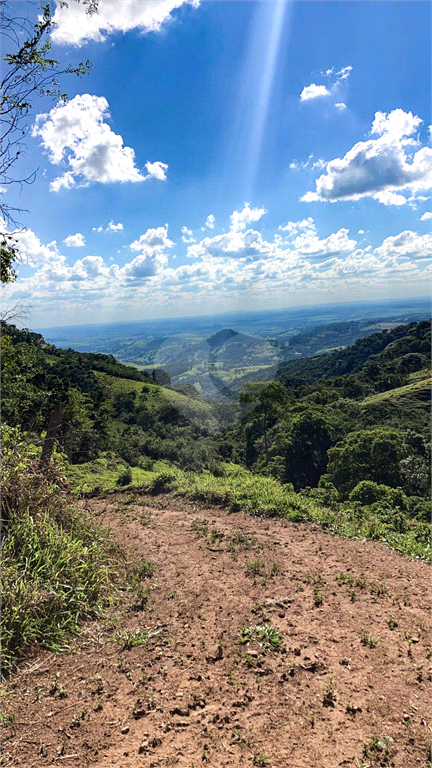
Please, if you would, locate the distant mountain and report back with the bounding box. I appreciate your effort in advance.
[207,328,239,349]
[276,319,400,359]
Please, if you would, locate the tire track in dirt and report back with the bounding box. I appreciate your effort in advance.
[2,493,431,767]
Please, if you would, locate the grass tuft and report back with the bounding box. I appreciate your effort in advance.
[1,428,127,676]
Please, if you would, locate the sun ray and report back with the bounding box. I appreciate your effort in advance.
[224,0,292,203]
[244,0,291,199]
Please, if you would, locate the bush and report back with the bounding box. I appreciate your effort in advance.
[349,480,383,506]
[349,481,408,511]
[117,466,133,486]
[148,470,178,494]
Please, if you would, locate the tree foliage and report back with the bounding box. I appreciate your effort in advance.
[0,0,95,281]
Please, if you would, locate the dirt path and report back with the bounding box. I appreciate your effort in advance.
[3,493,431,768]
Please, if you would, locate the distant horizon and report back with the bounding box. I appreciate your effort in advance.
[34,294,431,333]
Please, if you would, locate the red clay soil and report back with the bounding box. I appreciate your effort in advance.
[2,493,431,768]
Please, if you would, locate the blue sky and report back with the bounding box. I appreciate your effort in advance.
[2,0,431,327]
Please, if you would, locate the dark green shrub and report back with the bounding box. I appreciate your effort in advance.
[117,466,133,486]
[148,471,177,494]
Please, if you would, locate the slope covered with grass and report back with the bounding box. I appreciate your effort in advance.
[0,428,130,675]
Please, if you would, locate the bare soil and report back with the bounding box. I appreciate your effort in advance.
[2,493,431,768]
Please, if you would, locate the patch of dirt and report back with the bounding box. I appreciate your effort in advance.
[3,493,431,767]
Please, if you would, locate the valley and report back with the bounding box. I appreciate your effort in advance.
[38,298,431,402]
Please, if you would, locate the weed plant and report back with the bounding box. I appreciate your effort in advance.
[238,624,284,652]
[360,627,379,648]
[322,677,336,707]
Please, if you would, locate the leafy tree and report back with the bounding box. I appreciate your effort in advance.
[326,428,404,498]
[152,368,172,387]
[284,408,335,489]
[240,382,289,465]
[1,0,94,280]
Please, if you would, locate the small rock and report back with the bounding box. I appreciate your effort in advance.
[138,741,148,754]
[133,708,147,720]
[293,647,301,656]
[121,726,130,735]
[170,706,189,717]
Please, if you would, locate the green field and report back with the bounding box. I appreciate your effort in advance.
[361,374,431,409]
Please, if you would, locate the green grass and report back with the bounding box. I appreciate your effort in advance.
[361,376,431,409]
[94,370,224,432]
[66,455,171,496]
[67,454,430,561]
[94,370,155,395]
[407,367,431,383]
[148,463,430,561]
[1,431,127,675]
[68,458,431,560]
[161,388,221,432]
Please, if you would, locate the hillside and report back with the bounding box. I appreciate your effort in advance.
[276,320,431,385]
[275,319,404,359]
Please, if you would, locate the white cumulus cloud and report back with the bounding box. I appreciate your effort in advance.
[117,251,168,282]
[181,226,195,243]
[420,211,432,221]
[130,225,174,253]
[301,67,352,104]
[230,203,267,233]
[64,232,85,247]
[4,216,431,323]
[32,94,167,190]
[7,226,62,266]
[302,109,432,205]
[93,221,124,232]
[205,214,215,229]
[374,230,432,261]
[290,228,357,261]
[51,0,200,47]
[187,230,275,262]
[300,84,330,102]
[145,161,168,181]
[278,217,316,235]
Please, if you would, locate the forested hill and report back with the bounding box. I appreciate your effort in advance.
[277,320,431,386]
[216,319,430,533]
[2,318,431,543]
[1,320,231,469]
